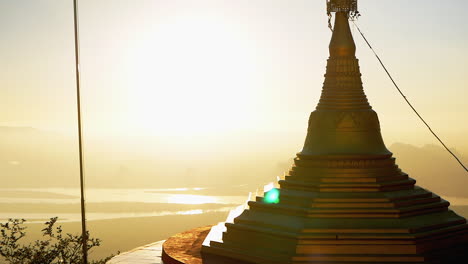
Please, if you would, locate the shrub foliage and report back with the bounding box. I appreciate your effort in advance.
[0,217,116,264]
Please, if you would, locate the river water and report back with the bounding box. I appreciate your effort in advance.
[0,187,250,223]
[1,187,467,223]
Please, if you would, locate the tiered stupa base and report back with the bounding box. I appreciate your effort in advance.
[201,155,468,264]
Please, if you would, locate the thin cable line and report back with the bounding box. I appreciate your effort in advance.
[351,20,468,173]
[72,0,89,263]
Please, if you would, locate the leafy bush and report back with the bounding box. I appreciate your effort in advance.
[0,217,117,264]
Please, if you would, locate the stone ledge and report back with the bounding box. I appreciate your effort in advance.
[107,240,165,264]
[161,226,212,264]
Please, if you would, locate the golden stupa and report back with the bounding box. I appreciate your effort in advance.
[201,0,468,263]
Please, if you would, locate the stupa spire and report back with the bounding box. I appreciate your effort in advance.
[329,12,356,58]
[301,6,390,157]
[319,11,365,111]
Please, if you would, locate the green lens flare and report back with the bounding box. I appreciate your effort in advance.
[264,189,280,204]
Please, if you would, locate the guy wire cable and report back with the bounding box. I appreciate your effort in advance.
[72,0,89,263]
[351,20,467,173]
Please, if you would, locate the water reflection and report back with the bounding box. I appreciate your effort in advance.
[166,194,218,204]
[0,188,245,205]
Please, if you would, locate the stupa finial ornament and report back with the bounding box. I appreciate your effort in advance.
[327,0,360,30]
[327,0,357,14]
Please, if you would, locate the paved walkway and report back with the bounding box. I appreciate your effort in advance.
[107,240,165,264]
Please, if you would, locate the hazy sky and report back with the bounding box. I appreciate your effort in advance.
[0,0,467,150]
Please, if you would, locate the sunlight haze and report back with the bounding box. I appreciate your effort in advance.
[1,1,467,260]
[0,0,467,184]
[0,0,466,145]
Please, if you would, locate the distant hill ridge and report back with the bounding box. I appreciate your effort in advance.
[389,143,467,197]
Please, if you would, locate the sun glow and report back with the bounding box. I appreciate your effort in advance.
[123,15,260,136]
